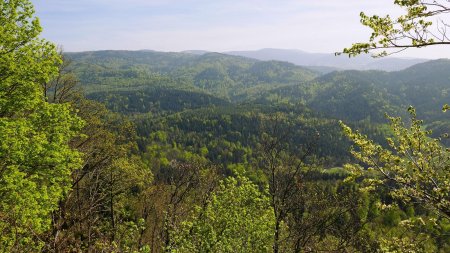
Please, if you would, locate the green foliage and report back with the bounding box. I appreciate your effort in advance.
[0,105,83,248]
[58,49,450,252]
[88,87,231,115]
[169,174,274,253]
[271,61,450,124]
[136,103,361,167]
[341,107,450,218]
[443,104,450,112]
[342,0,450,56]
[0,1,83,250]
[66,50,318,101]
[3,0,449,252]
[68,51,450,131]
[40,96,153,252]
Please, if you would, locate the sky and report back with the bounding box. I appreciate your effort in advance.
[33,0,450,59]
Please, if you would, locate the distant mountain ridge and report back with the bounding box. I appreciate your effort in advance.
[266,58,450,123]
[66,50,318,100]
[224,48,428,72]
[66,50,449,141]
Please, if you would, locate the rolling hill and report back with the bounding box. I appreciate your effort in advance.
[225,48,427,71]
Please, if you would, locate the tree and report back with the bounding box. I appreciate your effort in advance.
[342,0,450,57]
[43,51,82,104]
[38,55,154,252]
[0,0,83,251]
[284,179,379,253]
[339,0,450,220]
[340,107,449,218]
[258,113,313,253]
[341,1,450,249]
[144,160,219,252]
[169,174,274,253]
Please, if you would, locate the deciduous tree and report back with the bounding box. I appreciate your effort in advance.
[169,174,274,253]
[341,107,450,218]
[342,0,450,57]
[0,0,83,251]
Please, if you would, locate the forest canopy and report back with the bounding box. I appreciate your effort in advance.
[0,0,449,252]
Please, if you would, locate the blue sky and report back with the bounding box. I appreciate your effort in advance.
[33,0,450,58]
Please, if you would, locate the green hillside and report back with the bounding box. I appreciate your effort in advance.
[4,0,450,252]
[68,51,449,124]
[68,50,450,146]
[265,60,450,124]
[67,50,318,100]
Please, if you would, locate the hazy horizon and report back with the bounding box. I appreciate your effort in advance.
[34,0,450,59]
[64,48,435,61]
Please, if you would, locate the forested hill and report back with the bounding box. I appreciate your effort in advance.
[66,50,318,100]
[267,59,450,123]
[63,50,450,166]
[4,0,450,251]
[67,50,449,124]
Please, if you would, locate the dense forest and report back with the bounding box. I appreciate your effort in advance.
[1,0,449,252]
